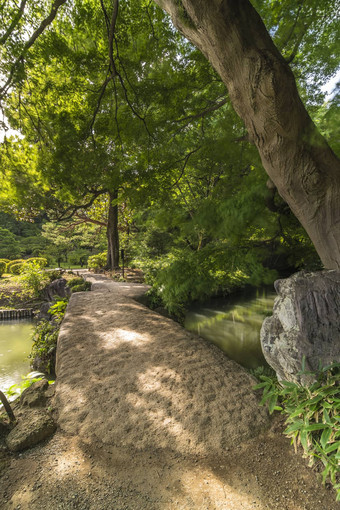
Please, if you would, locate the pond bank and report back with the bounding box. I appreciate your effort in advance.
[0,273,338,509]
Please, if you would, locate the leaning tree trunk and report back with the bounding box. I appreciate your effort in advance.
[154,0,340,269]
[106,190,120,270]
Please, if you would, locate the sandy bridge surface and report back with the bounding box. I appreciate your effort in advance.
[1,273,339,509]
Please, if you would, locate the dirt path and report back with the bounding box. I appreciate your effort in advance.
[1,274,338,509]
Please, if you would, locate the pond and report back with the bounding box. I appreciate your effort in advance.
[0,319,34,394]
[184,288,276,369]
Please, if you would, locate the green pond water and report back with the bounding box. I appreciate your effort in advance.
[0,319,34,394]
[184,289,276,369]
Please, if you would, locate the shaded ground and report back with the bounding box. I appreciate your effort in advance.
[0,273,338,509]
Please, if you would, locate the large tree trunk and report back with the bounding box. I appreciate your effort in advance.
[106,190,120,270]
[154,0,340,269]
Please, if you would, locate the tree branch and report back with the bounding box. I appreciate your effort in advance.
[0,0,68,100]
[175,97,227,123]
[0,0,28,45]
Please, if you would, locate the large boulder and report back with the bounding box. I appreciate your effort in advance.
[20,379,49,408]
[5,409,56,452]
[41,278,71,302]
[260,270,340,384]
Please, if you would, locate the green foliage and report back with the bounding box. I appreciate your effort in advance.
[70,282,91,293]
[26,257,47,268]
[0,260,6,277]
[67,277,85,288]
[18,261,49,297]
[66,277,91,293]
[88,252,107,270]
[6,259,25,273]
[0,0,336,314]
[254,363,340,500]
[30,295,69,373]
[29,320,59,374]
[8,262,25,274]
[0,227,22,259]
[48,297,68,323]
[47,270,64,282]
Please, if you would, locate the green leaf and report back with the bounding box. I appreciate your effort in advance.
[324,442,340,454]
[300,430,309,452]
[304,423,329,432]
[320,428,332,449]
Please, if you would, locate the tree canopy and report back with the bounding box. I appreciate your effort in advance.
[0,0,339,310]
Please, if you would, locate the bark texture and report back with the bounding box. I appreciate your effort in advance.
[154,0,340,269]
[261,271,340,383]
[106,190,120,269]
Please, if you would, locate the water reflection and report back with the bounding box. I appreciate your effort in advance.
[0,319,34,393]
[184,289,276,369]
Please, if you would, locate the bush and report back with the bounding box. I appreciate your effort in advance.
[49,297,68,322]
[7,259,26,273]
[70,282,91,293]
[18,261,49,297]
[29,297,69,374]
[47,269,64,282]
[67,277,85,288]
[29,320,59,374]
[254,362,340,501]
[26,257,48,268]
[88,252,107,270]
[0,260,6,277]
[9,262,25,274]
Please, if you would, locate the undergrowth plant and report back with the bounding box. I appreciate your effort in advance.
[254,362,340,500]
[29,298,69,374]
[18,261,49,297]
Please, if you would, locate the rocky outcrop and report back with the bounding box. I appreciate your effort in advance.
[1,380,56,452]
[5,409,56,452]
[41,278,71,302]
[260,270,340,384]
[20,379,49,408]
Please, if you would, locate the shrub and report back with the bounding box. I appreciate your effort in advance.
[49,297,68,322]
[9,262,25,274]
[7,259,26,273]
[47,269,64,282]
[29,320,59,374]
[18,261,49,297]
[26,257,48,268]
[0,260,6,277]
[29,297,69,374]
[254,362,340,501]
[88,252,107,270]
[70,282,91,293]
[67,277,85,288]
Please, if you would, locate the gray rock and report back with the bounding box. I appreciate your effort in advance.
[20,379,49,408]
[36,301,52,321]
[5,409,56,452]
[260,270,340,384]
[42,278,71,302]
